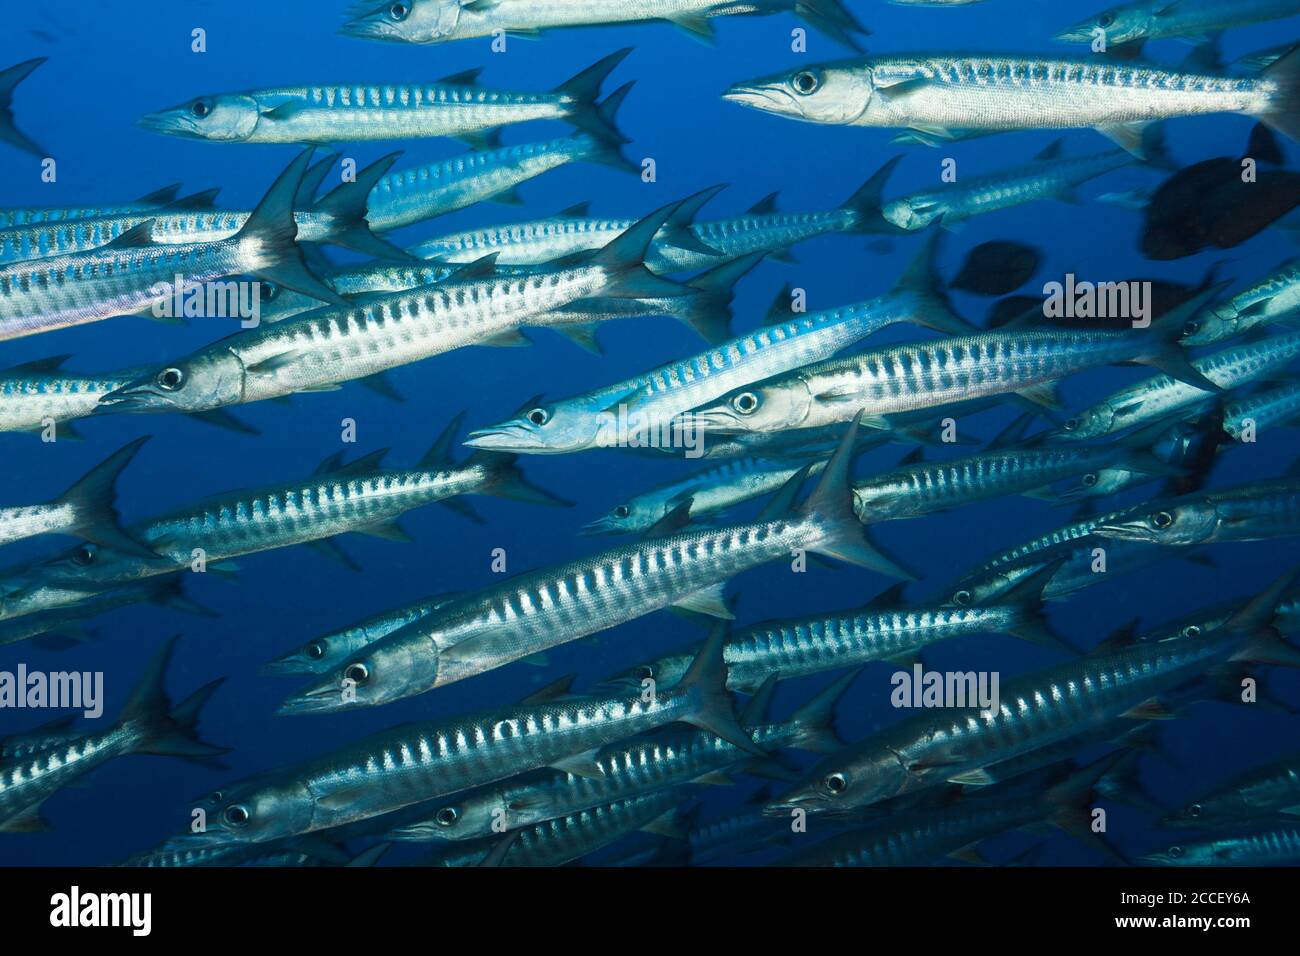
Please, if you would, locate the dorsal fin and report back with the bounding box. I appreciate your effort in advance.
[864,582,908,610]
[559,201,591,218]
[747,192,780,216]
[5,354,71,375]
[107,220,156,248]
[520,674,576,705]
[439,68,484,86]
[758,463,813,521]
[419,412,467,470]
[1034,138,1066,162]
[645,499,693,538]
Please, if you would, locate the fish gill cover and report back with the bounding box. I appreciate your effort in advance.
[0,0,1298,872]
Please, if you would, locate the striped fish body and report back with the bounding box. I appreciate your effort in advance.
[0,363,151,434]
[852,445,1133,521]
[1225,381,1300,439]
[1184,262,1300,345]
[0,198,177,229]
[1167,751,1300,828]
[414,216,634,266]
[366,135,608,232]
[402,512,832,692]
[265,596,456,676]
[421,791,684,868]
[1058,331,1300,440]
[649,208,860,272]
[856,56,1270,131]
[1145,825,1300,865]
[0,503,78,547]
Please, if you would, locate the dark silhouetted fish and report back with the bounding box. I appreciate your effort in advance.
[950,241,1042,296]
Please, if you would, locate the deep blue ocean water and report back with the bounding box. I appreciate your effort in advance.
[0,0,1298,867]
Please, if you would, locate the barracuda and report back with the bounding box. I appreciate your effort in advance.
[0,637,225,832]
[1051,330,1300,441]
[176,628,761,846]
[1142,824,1300,865]
[879,142,1138,231]
[366,131,634,233]
[464,232,970,455]
[0,577,198,650]
[418,790,687,867]
[598,566,1064,696]
[0,438,151,555]
[0,357,149,438]
[137,50,632,146]
[850,438,1178,522]
[0,154,406,265]
[767,571,1299,814]
[784,757,1118,866]
[1057,0,1300,46]
[1096,478,1300,546]
[686,323,1217,437]
[282,417,911,713]
[262,594,460,676]
[342,0,868,49]
[582,455,828,535]
[95,198,691,418]
[0,183,190,229]
[260,248,756,347]
[387,672,848,843]
[723,49,1300,156]
[24,418,569,596]
[1163,750,1300,828]
[1224,381,1300,440]
[413,167,896,271]
[0,150,345,342]
[1181,260,1300,346]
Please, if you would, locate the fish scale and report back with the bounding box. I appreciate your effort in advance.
[1225,382,1300,439]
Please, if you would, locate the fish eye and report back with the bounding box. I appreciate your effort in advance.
[731,392,760,415]
[1151,511,1174,529]
[1082,473,1099,487]
[72,544,99,567]
[345,662,370,685]
[305,641,326,660]
[191,98,212,118]
[637,665,655,680]
[613,505,631,518]
[1188,804,1203,818]
[527,407,550,426]
[1098,13,1115,28]
[952,589,972,606]
[1182,625,1201,638]
[224,804,250,826]
[824,772,847,794]
[259,282,279,302]
[1168,845,1184,859]
[1063,417,1081,431]
[157,367,185,391]
[209,791,224,803]
[389,2,410,20]
[435,806,459,826]
[792,70,821,96]
[1183,320,1200,336]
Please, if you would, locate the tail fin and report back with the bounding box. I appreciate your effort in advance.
[1257,43,1300,143]
[121,636,229,763]
[786,669,857,753]
[1226,563,1300,666]
[591,196,697,299]
[312,152,415,261]
[1041,751,1129,864]
[842,156,904,234]
[471,451,574,508]
[798,412,916,580]
[575,86,639,175]
[893,228,975,335]
[678,623,768,756]
[674,252,766,344]
[1136,282,1233,393]
[557,48,634,144]
[656,183,726,257]
[793,0,870,51]
[236,149,348,307]
[0,58,48,158]
[295,152,339,207]
[58,437,157,558]
[996,558,1078,654]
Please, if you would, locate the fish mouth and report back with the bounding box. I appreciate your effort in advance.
[1091,522,1151,541]
[260,655,318,678]
[463,425,545,453]
[722,83,791,113]
[339,17,406,41]
[276,678,355,716]
[136,112,202,138]
[675,409,741,433]
[1053,24,1095,43]
[578,515,624,536]
[95,384,167,413]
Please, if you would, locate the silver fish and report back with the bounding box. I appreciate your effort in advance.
[0,357,153,438]
[723,50,1300,156]
[1224,380,1300,440]
[768,572,1297,815]
[138,51,632,147]
[1181,259,1300,345]
[1163,750,1300,829]
[281,419,909,714]
[1095,478,1300,546]
[1141,824,1300,865]
[0,438,152,555]
[0,182,189,229]
[1057,0,1300,46]
[177,628,761,846]
[0,637,225,832]
[342,0,869,49]
[0,150,344,342]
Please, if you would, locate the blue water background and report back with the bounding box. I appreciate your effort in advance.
[0,0,1298,865]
